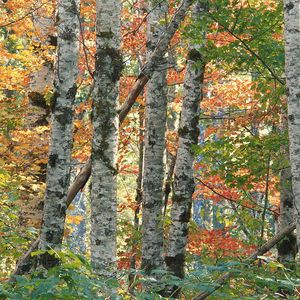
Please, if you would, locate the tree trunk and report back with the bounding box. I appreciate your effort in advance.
[90,0,121,274]
[129,105,144,287]
[141,0,168,274]
[277,166,297,263]
[21,2,54,230]
[284,0,300,250]
[68,0,194,206]
[165,56,204,276]
[38,0,79,269]
[12,0,193,276]
[165,2,206,296]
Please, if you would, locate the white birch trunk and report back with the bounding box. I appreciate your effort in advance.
[13,0,194,274]
[284,0,300,250]
[165,2,206,286]
[165,56,204,279]
[141,0,168,274]
[90,0,122,274]
[277,166,297,263]
[39,0,79,269]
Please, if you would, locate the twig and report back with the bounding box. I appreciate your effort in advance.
[192,223,296,300]
[0,2,47,28]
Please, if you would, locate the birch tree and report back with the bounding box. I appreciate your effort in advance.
[277,114,297,263]
[284,0,300,249]
[90,0,122,273]
[165,2,206,293]
[38,0,80,269]
[64,0,194,207]
[141,0,168,274]
[277,166,297,263]
[13,0,194,275]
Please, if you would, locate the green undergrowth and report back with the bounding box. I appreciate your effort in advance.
[0,250,299,299]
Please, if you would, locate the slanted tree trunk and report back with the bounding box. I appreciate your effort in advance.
[38,0,80,269]
[12,0,194,276]
[141,0,168,274]
[193,223,296,300]
[165,2,206,296]
[90,0,122,274]
[284,0,300,250]
[28,2,54,128]
[67,0,194,206]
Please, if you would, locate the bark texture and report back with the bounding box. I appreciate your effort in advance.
[90,0,121,274]
[165,57,204,279]
[284,0,300,249]
[141,0,168,274]
[277,166,297,262]
[165,2,206,288]
[13,0,193,275]
[67,0,194,208]
[38,0,79,269]
[129,106,144,287]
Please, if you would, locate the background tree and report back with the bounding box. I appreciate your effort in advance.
[284,0,300,250]
[141,0,168,274]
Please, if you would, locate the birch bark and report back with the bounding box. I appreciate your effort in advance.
[90,0,122,273]
[13,0,193,275]
[64,0,194,209]
[165,1,206,287]
[39,0,79,269]
[284,0,300,249]
[141,0,168,274]
[277,166,297,263]
[165,56,204,279]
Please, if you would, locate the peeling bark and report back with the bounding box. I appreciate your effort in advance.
[90,0,121,274]
[284,0,300,250]
[141,0,168,274]
[38,0,79,269]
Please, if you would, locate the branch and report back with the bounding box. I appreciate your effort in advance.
[192,223,296,300]
[12,0,194,277]
[11,237,40,278]
[0,2,47,28]
[196,177,279,216]
[207,13,284,85]
[70,0,194,200]
[118,0,194,120]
